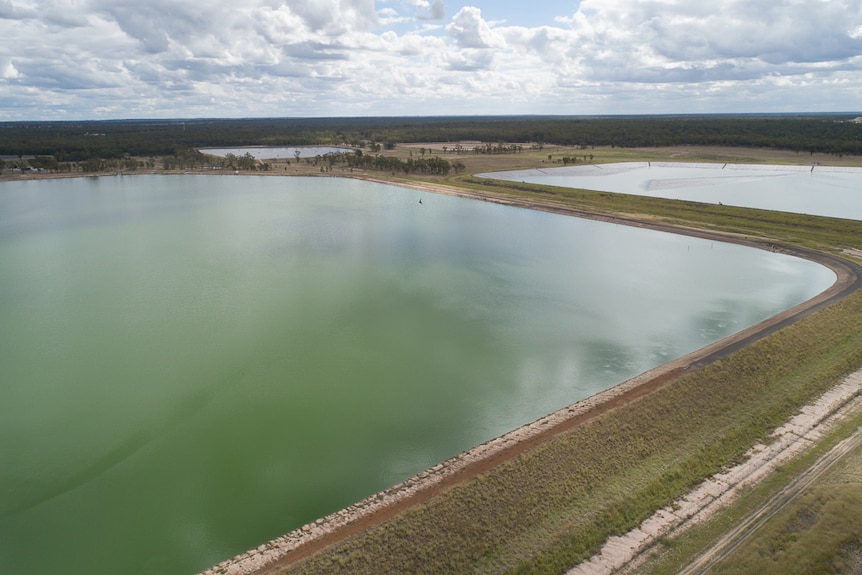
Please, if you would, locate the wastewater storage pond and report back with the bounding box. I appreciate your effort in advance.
[0,175,835,575]
[479,162,862,221]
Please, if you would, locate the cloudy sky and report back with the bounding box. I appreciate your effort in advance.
[2,0,861,120]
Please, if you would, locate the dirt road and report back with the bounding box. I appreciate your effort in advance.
[677,421,862,575]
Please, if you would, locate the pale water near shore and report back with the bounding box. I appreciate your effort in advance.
[0,175,835,575]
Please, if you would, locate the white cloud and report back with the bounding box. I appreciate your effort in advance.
[288,0,378,34]
[447,6,505,49]
[1,56,18,79]
[1,0,861,119]
[562,0,862,81]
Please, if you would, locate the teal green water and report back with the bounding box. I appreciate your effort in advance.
[0,175,834,574]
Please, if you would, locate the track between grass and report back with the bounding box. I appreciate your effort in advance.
[678,422,862,575]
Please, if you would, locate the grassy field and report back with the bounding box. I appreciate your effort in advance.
[242,147,862,575]
[704,429,862,575]
[633,407,862,575]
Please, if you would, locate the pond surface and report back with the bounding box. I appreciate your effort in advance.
[479,162,862,220]
[0,175,834,575]
[199,146,353,159]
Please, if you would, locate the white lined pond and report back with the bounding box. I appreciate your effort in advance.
[479,162,862,220]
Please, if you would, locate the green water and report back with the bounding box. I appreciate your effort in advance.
[0,175,835,574]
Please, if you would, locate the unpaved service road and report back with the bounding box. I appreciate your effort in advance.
[678,422,862,575]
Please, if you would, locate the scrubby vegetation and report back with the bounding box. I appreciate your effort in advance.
[3,114,861,165]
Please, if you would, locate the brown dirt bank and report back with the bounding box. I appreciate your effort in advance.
[202,176,862,575]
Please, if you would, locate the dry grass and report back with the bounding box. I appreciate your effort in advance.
[639,406,862,575]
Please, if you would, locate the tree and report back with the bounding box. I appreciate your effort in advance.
[237,152,257,170]
[82,157,103,172]
[29,155,59,171]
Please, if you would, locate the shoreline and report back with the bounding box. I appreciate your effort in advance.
[199,175,862,575]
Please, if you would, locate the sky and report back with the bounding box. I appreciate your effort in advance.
[1,0,861,120]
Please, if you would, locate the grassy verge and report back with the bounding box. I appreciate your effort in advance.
[704,440,862,575]
[638,406,862,575]
[250,149,862,575]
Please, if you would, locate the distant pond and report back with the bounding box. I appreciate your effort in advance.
[199,146,354,159]
[479,162,862,221]
[0,174,835,575]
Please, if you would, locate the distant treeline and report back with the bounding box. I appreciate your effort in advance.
[1,115,861,161]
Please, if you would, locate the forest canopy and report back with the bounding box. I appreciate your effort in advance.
[1,115,860,162]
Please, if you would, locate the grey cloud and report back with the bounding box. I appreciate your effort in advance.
[13,59,122,90]
[647,3,862,65]
[94,1,213,54]
[281,40,350,61]
[607,0,859,65]
[43,13,90,28]
[0,0,35,19]
[562,0,862,91]
[37,0,91,28]
[590,61,767,85]
[123,60,167,84]
[501,25,568,62]
[418,0,445,21]
[445,48,494,71]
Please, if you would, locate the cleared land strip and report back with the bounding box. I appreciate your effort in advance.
[202,179,862,575]
[678,416,862,574]
[570,372,862,575]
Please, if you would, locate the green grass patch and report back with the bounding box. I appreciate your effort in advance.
[623,398,862,575]
[707,446,862,575]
